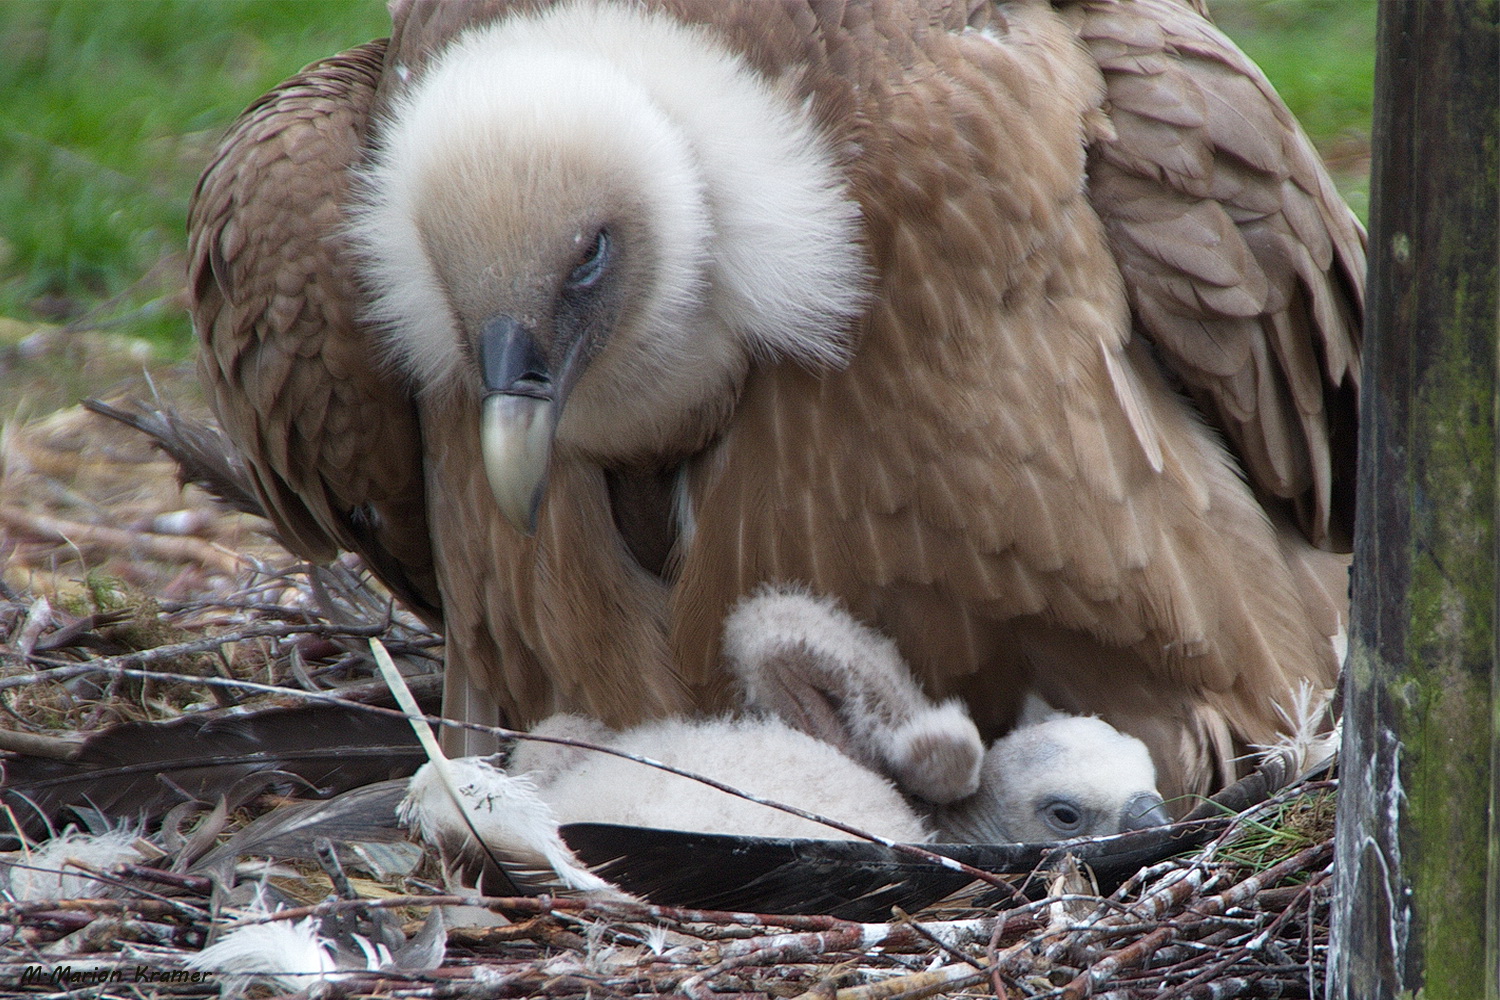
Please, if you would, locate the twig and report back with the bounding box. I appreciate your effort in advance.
[0,727,83,758]
[807,962,991,1000]
[3,620,394,691]
[1055,841,1333,999]
[889,907,986,970]
[1149,878,1324,1000]
[0,505,248,575]
[679,923,867,998]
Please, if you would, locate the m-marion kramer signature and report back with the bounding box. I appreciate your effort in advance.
[17,964,217,988]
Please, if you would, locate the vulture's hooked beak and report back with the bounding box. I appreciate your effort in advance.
[1120,791,1172,832]
[479,316,565,535]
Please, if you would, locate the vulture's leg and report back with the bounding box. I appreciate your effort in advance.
[722,586,983,805]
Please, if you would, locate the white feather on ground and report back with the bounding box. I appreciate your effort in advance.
[399,754,620,895]
[185,913,352,996]
[184,885,448,998]
[2,827,143,902]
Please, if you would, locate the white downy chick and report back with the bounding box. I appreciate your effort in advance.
[399,587,1170,898]
[507,712,933,842]
[936,700,1170,844]
[725,587,1168,841]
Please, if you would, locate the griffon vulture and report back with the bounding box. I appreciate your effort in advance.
[189,0,1363,803]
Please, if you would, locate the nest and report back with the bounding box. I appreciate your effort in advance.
[0,392,1337,999]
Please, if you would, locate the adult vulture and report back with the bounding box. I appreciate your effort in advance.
[189,0,1362,802]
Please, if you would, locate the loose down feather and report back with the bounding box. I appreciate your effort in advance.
[399,754,620,897]
[1,826,145,903]
[186,889,445,997]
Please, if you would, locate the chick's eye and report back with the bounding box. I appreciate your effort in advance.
[1042,800,1084,835]
[567,228,609,289]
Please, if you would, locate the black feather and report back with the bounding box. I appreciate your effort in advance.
[0,693,435,846]
[562,824,978,919]
[559,755,1307,920]
[560,823,1229,920]
[191,779,413,877]
[82,395,266,519]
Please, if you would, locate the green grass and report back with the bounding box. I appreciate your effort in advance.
[1215,785,1337,876]
[1213,0,1377,221]
[0,0,388,355]
[1215,0,1376,145]
[0,0,1373,360]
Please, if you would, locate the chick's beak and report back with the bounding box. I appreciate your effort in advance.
[1119,791,1173,831]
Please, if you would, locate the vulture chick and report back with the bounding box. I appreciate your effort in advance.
[399,701,1166,899]
[400,585,1168,898]
[191,0,1364,802]
[937,701,1172,843]
[718,585,1170,839]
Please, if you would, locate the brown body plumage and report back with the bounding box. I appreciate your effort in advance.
[189,0,1362,802]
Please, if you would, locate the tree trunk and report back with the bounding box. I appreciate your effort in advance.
[1328,2,1500,998]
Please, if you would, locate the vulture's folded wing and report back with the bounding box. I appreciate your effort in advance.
[1071,0,1365,550]
[188,40,441,624]
[665,0,1355,801]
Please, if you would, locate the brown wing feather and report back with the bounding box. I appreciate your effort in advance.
[379,0,522,106]
[189,42,440,623]
[1068,0,1364,550]
[670,0,1350,800]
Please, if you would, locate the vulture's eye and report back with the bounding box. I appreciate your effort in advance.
[1041,799,1084,836]
[567,228,610,290]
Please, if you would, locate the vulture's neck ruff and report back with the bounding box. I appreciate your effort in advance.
[352,2,868,533]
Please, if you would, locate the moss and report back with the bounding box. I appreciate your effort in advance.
[1393,115,1500,1000]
